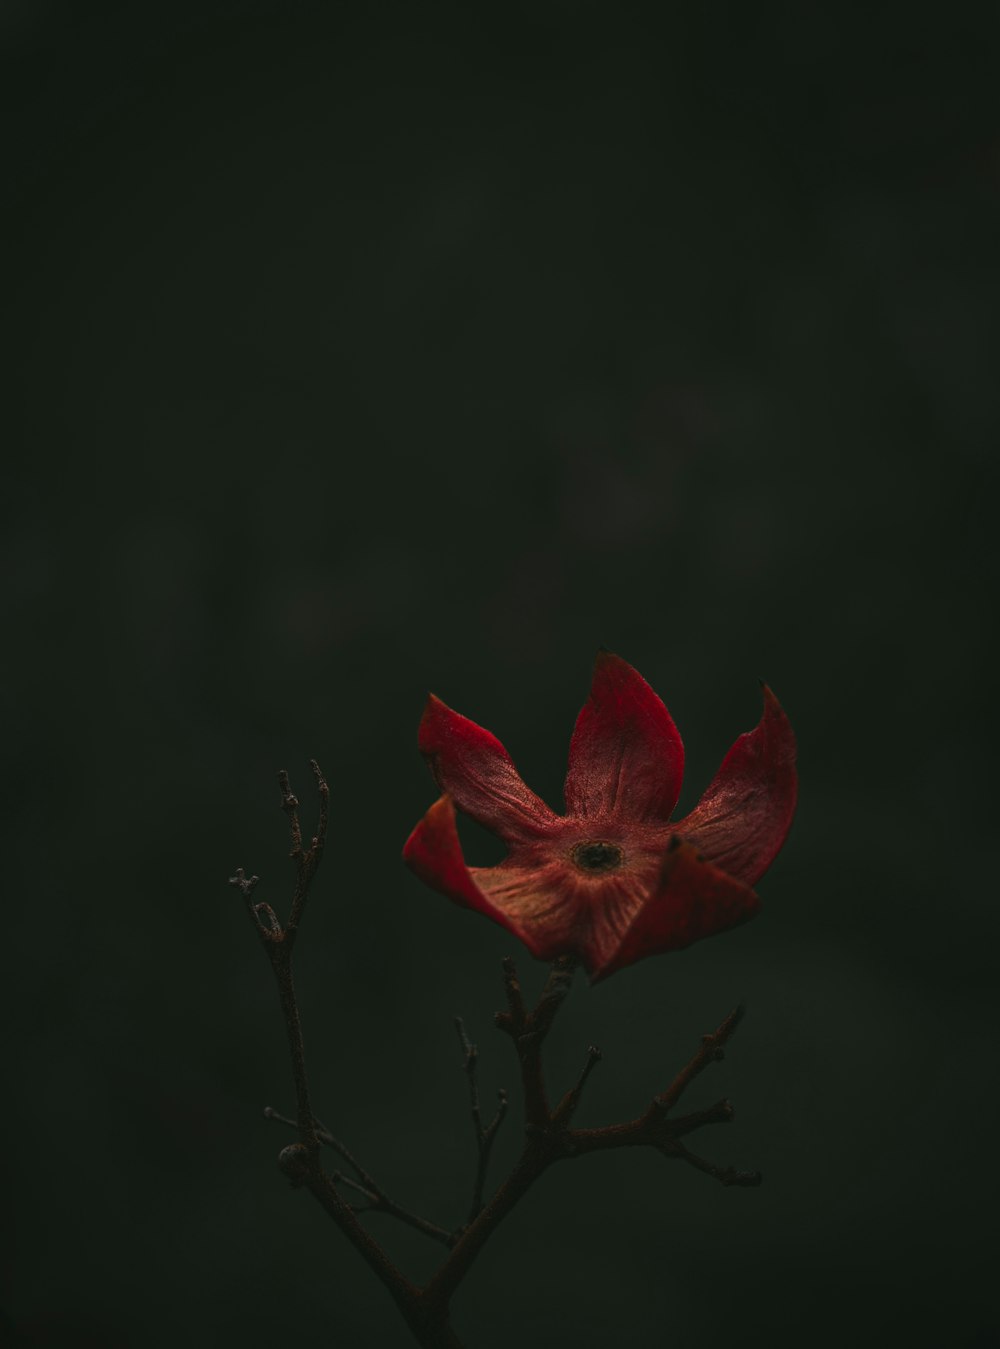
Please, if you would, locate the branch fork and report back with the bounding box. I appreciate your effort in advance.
[230,762,761,1349]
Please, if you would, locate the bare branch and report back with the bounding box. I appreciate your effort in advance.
[278,769,303,857]
[303,759,329,883]
[663,1138,762,1187]
[233,763,466,1348]
[497,956,527,1031]
[652,1004,745,1115]
[455,1018,509,1225]
[667,1098,736,1137]
[281,762,329,935]
[265,1107,456,1247]
[531,955,577,1042]
[234,763,762,1349]
[552,1045,602,1128]
[494,958,578,1130]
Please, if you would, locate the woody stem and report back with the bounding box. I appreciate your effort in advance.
[253,928,436,1340]
[235,771,758,1347]
[269,942,318,1151]
[232,768,461,1348]
[422,957,578,1312]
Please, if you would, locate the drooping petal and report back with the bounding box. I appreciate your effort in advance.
[592,838,761,981]
[419,695,560,844]
[402,795,549,954]
[563,651,684,824]
[670,684,797,886]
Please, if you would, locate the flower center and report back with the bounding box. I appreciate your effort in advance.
[571,841,624,874]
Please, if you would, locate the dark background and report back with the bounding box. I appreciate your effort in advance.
[3,2,996,1346]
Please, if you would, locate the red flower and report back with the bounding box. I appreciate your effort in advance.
[403,652,797,981]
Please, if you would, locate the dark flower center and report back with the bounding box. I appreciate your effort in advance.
[571,841,624,874]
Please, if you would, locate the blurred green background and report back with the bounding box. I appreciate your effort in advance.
[2,2,996,1346]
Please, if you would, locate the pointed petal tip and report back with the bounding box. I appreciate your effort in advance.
[751,683,796,764]
[402,792,452,861]
[593,646,625,671]
[668,677,796,885]
[565,651,685,824]
[592,648,612,676]
[415,692,559,841]
[418,689,448,722]
[760,684,797,760]
[756,677,777,704]
[417,692,440,740]
[757,679,790,717]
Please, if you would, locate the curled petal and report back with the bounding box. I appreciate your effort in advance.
[671,684,797,886]
[563,651,684,824]
[419,695,559,843]
[402,795,546,954]
[593,838,761,982]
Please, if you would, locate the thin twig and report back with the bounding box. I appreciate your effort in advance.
[281,760,329,936]
[660,1138,762,1187]
[264,1107,372,1182]
[667,1098,736,1137]
[562,1006,755,1186]
[333,1171,380,1205]
[531,955,577,1039]
[264,1107,456,1247]
[304,759,329,882]
[455,1017,509,1224]
[278,769,303,857]
[652,1003,745,1115]
[494,956,577,1130]
[552,1045,602,1128]
[497,956,526,1030]
[428,996,759,1313]
[424,962,578,1311]
[231,765,462,1347]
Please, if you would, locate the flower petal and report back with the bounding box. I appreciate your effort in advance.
[474,854,654,970]
[402,795,548,954]
[592,838,761,981]
[563,651,684,824]
[671,684,797,886]
[418,694,559,843]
